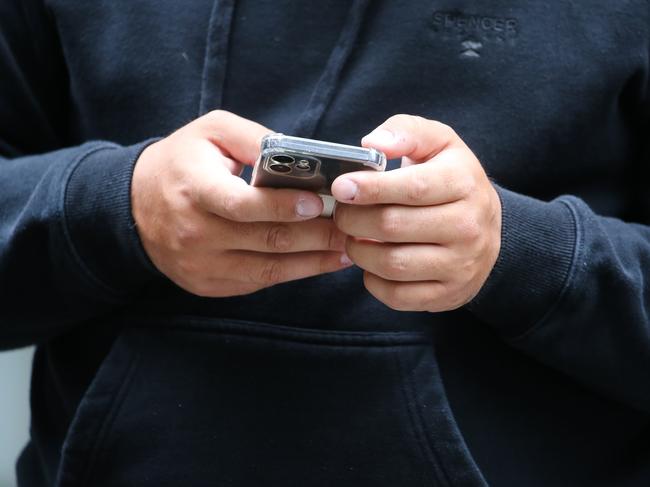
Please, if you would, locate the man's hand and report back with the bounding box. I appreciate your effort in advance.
[131,110,352,297]
[332,115,502,312]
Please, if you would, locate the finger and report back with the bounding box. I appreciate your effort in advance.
[335,201,475,244]
[220,154,244,176]
[346,239,453,282]
[177,278,263,299]
[191,110,273,166]
[194,174,325,222]
[217,218,347,253]
[331,150,470,206]
[363,272,456,312]
[223,250,353,287]
[360,114,462,162]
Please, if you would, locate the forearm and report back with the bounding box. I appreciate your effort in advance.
[0,142,157,349]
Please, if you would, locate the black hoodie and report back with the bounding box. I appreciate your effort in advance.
[1,1,649,485]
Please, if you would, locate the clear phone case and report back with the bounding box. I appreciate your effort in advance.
[251,133,386,195]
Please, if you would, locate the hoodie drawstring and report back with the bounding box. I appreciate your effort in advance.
[291,0,371,138]
[200,0,371,138]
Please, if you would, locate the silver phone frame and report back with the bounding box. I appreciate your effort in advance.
[251,134,387,217]
[258,133,387,170]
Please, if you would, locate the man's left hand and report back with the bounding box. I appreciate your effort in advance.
[332,114,502,312]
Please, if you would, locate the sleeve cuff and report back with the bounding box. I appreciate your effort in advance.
[63,140,160,298]
[466,186,578,339]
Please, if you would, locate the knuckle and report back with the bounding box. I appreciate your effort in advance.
[206,109,228,122]
[377,207,403,239]
[433,121,456,140]
[176,179,195,203]
[458,174,478,198]
[383,285,413,311]
[412,115,429,131]
[221,192,245,220]
[265,224,293,252]
[269,196,285,221]
[454,258,476,284]
[405,173,430,203]
[385,113,407,125]
[409,287,436,312]
[364,180,383,203]
[384,114,420,144]
[456,214,482,241]
[201,111,226,139]
[258,259,284,286]
[228,220,251,242]
[174,222,202,248]
[319,253,335,275]
[445,287,470,311]
[435,281,468,311]
[176,257,200,278]
[191,281,216,298]
[381,248,410,280]
[326,224,345,251]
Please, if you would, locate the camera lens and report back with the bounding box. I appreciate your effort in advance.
[269,163,292,174]
[270,155,295,164]
[295,159,311,171]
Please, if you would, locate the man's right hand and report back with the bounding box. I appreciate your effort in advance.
[131,110,352,297]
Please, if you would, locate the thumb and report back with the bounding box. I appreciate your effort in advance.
[222,157,245,177]
[191,110,273,166]
[361,114,461,163]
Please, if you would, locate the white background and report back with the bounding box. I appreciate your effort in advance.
[0,348,33,487]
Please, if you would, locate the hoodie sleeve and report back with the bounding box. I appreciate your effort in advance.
[467,186,650,413]
[0,0,158,349]
[467,20,650,413]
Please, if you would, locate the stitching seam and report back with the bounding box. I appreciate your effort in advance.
[82,350,140,485]
[393,347,449,486]
[130,316,432,346]
[59,143,126,300]
[510,197,583,344]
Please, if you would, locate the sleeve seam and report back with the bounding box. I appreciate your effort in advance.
[464,185,508,314]
[508,197,583,344]
[123,139,165,278]
[59,142,128,301]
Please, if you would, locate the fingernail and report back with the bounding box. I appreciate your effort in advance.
[296,197,321,217]
[362,128,395,146]
[334,178,358,201]
[340,253,353,266]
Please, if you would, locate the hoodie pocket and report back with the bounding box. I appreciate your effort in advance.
[57,316,486,487]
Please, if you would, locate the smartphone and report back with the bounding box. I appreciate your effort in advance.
[251,133,387,217]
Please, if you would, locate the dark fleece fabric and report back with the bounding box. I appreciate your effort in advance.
[1,1,649,486]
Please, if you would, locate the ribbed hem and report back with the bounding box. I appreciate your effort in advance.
[466,186,578,339]
[63,140,160,298]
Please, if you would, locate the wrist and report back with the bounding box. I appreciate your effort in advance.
[466,186,577,339]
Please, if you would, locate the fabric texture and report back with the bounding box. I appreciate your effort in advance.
[1,0,649,485]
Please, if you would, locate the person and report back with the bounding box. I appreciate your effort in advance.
[1,1,648,485]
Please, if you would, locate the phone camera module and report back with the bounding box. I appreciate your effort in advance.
[270,155,295,164]
[295,159,311,171]
[268,163,292,174]
[265,154,318,178]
